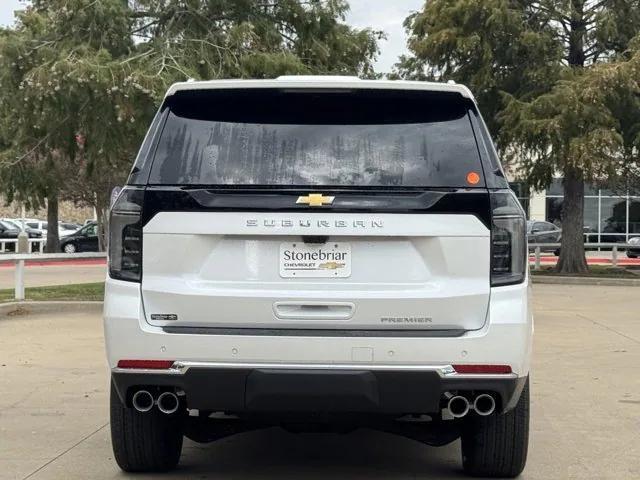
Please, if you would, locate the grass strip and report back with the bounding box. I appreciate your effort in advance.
[0,282,105,303]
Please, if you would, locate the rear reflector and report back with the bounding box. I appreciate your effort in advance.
[452,364,512,374]
[117,360,174,370]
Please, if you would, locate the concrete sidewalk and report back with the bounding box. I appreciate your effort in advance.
[1,285,639,479]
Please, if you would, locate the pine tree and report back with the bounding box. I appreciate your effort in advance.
[129,0,383,81]
[0,0,155,251]
[396,0,640,274]
[0,0,382,250]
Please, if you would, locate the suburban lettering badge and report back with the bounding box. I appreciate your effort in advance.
[246,219,383,228]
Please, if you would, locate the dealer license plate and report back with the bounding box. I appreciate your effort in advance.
[279,242,351,278]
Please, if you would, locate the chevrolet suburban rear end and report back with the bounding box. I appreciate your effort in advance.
[105,76,532,477]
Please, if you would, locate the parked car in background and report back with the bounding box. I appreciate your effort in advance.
[61,222,82,230]
[0,220,43,252]
[13,218,48,236]
[0,221,22,251]
[628,237,640,258]
[59,222,82,237]
[527,220,561,254]
[11,218,82,238]
[60,222,99,253]
[1,219,44,238]
[0,220,43,239]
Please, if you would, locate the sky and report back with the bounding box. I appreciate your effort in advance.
[0,0,24,27]
[346,0,424,72]
[0,0,423,72]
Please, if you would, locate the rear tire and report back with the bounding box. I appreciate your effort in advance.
[110,381,184,472]
[63,243,76,253]
[461,377,529,478]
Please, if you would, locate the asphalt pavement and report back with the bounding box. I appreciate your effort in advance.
[0,284,639,479]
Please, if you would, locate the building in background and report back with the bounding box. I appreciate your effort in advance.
[509,179,640,243]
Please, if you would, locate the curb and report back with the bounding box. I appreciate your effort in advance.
[531,275,640,287]
[0,301,103,317]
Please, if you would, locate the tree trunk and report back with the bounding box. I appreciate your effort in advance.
[556,167,588,273]
[95,186,113,252]
[96,206,108,252]
[45,193,60,253]
[556,1,588,274]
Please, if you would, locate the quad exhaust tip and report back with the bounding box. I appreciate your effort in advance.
[157,391,180,414]
[473,393,496,416]
[132,390,154,412]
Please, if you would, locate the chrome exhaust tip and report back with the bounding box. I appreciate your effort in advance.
[132,390,154,412]
[473,393,496,416]
[447,395,470,418]
[157,391,180,414]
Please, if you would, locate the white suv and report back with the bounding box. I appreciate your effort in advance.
[105,77,532,477]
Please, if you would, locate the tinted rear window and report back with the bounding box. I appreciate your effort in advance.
[149,89,484,187]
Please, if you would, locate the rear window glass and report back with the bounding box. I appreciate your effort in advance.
[149,89,484,187]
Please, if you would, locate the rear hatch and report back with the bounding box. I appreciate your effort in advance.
[139,87,492,333]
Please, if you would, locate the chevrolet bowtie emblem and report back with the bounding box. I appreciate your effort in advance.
[296,193,335,207]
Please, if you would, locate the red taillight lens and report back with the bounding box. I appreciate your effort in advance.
[452,364,513,374]
[117,360,174,369]
[490,190,527,287]
[109,186,144,282]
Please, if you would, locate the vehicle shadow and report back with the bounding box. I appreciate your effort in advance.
[119,427,468,479]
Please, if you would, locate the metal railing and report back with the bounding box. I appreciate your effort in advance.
[0,252,107,301]
[529,242,638,270]
[0,238,46,253]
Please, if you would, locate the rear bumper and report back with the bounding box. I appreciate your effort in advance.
[111,364,526,415]
[105,276,533,414]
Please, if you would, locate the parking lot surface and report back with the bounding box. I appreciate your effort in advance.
[0,284,638,479]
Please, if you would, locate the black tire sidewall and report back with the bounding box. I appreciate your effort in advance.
[109,380,184,472]
[461,377,530,478]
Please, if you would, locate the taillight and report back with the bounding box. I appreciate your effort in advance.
[109,186,144,282]
[490,190,526,286]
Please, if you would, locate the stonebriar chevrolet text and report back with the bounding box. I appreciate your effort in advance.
[105,76,532,477]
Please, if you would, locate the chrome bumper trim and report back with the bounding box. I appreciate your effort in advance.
[113,361,518,380]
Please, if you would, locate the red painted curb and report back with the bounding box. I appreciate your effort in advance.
[529,256,640,265]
